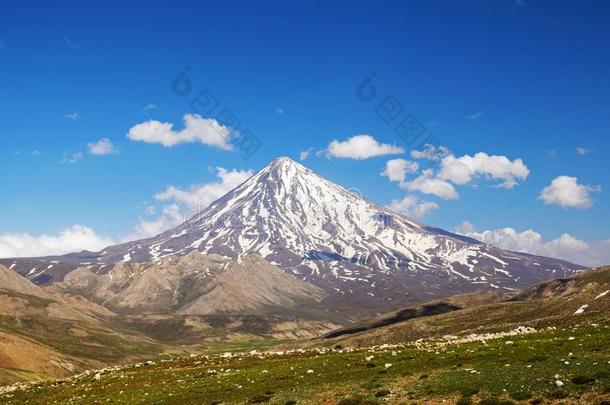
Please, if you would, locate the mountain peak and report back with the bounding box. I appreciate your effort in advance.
[271,156,295,164]
[267,156,302,169]
[257,155,313,183]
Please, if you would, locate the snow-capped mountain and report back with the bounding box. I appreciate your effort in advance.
[2,156,582,312]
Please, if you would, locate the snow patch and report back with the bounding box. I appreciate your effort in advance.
[574,304,588,315]
[595,290,609,300]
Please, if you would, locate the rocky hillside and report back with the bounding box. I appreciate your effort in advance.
[307,266,610,349]
[49,253,326,316]
[0,262,339,385]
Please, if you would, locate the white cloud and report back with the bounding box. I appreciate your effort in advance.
[381,159,419,182]
[465,111,484,120]
[0,167,255,250]
[387,194,439,220]
[299,148,315,161]
[144,205,156,216]
[63,36,79,50]
[438,152,529,189]
[391,147,529,201]
[413,201,439,219]
[546,149,559,159]
[539,176,600,209]
[127,114,234,150]
[275,107,285,115]
[576,147,592,156]
[0,225,114,258]
[326,134,404,160]
[66,112,80,121]
[410,144,451,161]
[401,169,459,200]
[155,167,253,209]
[126,167,254,240]
[455,221,610,267]
[61,152,83,164]
[123,204,184,242]
[143,103,157,112]
[87,138,118,155]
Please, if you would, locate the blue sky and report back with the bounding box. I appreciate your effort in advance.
[1,0,609,265]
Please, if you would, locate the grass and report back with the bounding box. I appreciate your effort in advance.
[1,325,609,404]
[0,289,54,308]
[0,314,160,363]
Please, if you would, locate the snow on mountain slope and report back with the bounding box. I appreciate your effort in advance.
[1,157,582,311]
[0,264,49,298]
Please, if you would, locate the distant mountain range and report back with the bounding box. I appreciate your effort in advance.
[1,156,582,315]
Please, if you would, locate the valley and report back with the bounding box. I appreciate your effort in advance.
[1,264,609,403]
[2,311,609,404]
[0,158,607,404]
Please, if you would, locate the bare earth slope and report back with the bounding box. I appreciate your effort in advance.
[49,253,326,316]
[307,266,610,349]
[0,265,163,385]
[0,261,339,385]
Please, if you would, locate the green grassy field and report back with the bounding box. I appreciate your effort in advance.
[2,324,609,404]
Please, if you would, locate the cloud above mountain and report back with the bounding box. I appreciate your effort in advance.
[455,221,610,267]
[87,138,118,155]
[410,144,451,161]
[391,145,530,200]
[381,159,419,182]
[0,167,255,255]
[0,225,114,258]
[387,194,439,219]
[326,134,404,159]
[401,169,460,200]
[438,152,529,189]
[124,167,254,240]
[154,167,254,209]
[539,176,601,209]
[124,204,184,242]
[127,114,234,150]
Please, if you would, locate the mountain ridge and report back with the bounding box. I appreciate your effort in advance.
[1,156,583,314]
